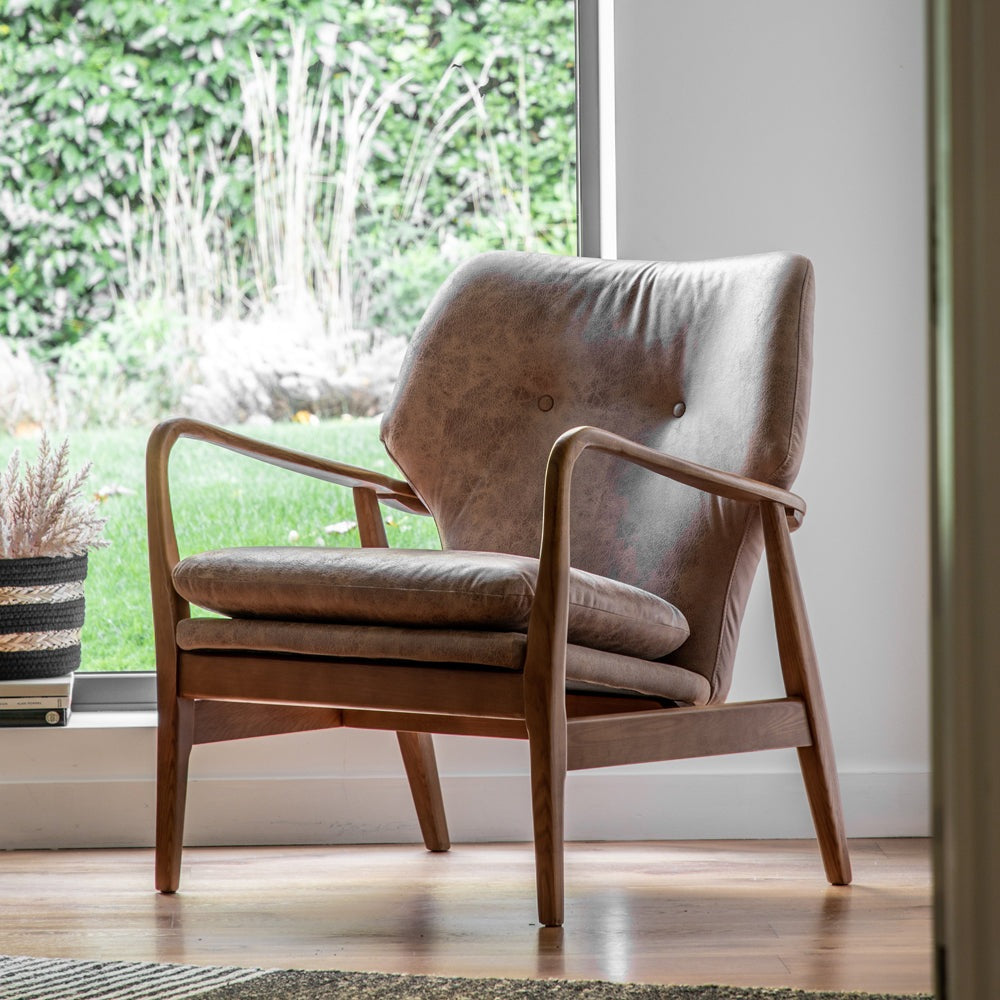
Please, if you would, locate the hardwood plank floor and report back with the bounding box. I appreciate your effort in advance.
[0,839,932,994]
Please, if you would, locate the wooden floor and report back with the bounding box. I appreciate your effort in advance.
[0,839,931,995]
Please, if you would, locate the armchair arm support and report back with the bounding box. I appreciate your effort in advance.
[523,424,807,702]
[148,417,428,514]
[145,417,428,688]
[546,425,806,523]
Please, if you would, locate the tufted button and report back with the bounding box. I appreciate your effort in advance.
[537,395,555,412]
[673,402,686,418]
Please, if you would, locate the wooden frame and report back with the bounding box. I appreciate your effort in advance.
[929,0,1000,993]
[147,417,851,927]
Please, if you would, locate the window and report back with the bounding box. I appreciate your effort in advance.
[0,1,585,704]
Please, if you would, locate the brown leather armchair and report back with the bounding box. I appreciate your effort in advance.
[147,251,851,927]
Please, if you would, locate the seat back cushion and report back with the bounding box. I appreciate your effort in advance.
[380,252,813,701]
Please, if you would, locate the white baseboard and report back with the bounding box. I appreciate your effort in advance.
[0,711,929,849]
[0,769,929,850]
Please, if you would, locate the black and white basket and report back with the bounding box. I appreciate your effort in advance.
[0,555,87,680]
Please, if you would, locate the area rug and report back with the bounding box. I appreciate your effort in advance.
[0,955,932,1000]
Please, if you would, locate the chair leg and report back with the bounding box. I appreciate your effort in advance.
[397,732,450,852]
[527,709,568,927]
[796,740,852,885]
[762,502,852,886]
[155,697,195,893]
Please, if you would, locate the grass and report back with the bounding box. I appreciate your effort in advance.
[0,419,440,673]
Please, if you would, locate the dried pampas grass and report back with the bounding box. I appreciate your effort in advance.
[0,435,108,559]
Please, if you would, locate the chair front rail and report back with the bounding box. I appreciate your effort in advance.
[178,653,528,720]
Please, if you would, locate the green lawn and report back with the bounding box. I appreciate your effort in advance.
[0,419,440,672]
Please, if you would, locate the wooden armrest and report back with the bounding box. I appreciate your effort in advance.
[548,425,806,525]
[147,417,428,515]
[145,416,430,651]
[522,424,807,698]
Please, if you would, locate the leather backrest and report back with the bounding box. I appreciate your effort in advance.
[381,251,814,701]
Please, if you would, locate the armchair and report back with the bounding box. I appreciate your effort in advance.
[147,251,850,927]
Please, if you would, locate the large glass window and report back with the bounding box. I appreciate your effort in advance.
[0,0,577,675]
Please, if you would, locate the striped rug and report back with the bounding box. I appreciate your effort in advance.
[0,955,268,999]
[0,955,931,1000]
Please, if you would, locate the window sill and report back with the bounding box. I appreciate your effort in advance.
[72,670,156,712]
[67,709,157,729]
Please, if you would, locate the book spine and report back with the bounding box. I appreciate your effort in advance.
[0,707,69,727]
[0,696,72,710]
[0,678,75,699]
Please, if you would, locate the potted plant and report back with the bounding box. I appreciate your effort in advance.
[0,435,108,680]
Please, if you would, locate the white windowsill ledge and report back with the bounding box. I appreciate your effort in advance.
[68,709,158,729]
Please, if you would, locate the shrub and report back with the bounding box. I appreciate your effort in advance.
[0,0,575,357]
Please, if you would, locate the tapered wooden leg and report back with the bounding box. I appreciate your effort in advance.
[527,718,567,927]
[762,502,852,886]
[524,607,569,926]
[525,642,568,927]
[155,697,195,893]
[396,731,450,852]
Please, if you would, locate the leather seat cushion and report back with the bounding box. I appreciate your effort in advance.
[172,547,690,661]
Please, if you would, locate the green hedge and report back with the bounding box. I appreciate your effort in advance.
[0,0,575,353]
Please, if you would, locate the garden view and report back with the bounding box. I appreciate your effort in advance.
[0,0,576,671]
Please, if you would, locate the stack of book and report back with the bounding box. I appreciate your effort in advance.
[0,673,75,727]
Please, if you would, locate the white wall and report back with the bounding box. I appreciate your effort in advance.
[0,0,929,849]
[612,0,930,811]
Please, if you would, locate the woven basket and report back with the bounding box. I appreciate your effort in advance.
[0,555,87,680]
